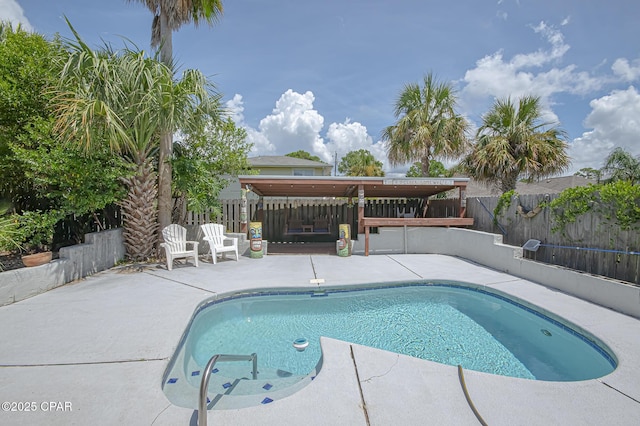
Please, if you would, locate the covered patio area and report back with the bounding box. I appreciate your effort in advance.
[238,176,474,255]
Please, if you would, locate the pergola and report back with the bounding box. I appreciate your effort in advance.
[237,176,474,255]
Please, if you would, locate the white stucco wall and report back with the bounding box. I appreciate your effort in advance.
[351,227,640,319]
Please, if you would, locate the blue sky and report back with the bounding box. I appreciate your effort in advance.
[3,0,640,176]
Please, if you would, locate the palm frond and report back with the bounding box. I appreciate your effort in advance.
[383,72,468,175]
[468,95,569,190]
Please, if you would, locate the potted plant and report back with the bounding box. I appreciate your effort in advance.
[16,210,62,267]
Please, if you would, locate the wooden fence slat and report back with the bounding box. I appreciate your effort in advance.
[466,194,639,284]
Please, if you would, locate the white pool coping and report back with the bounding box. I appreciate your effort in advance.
[0,254,639,425]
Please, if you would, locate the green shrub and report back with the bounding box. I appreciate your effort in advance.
[0,214,21,253]
[15,210,64,253]
[493,190,517,225]
[549,181,640,233]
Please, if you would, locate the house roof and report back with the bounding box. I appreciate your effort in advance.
[249,156,332,169]
[466,175,596,197]
[238,175,469,198]
[529,175,595,193]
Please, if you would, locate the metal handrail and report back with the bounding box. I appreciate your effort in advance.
[198,353,258,426]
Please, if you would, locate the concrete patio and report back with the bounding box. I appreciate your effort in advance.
[1,253,639,425]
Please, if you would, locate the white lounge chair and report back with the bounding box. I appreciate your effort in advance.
[200,223,239,264]
[160,224,199,271]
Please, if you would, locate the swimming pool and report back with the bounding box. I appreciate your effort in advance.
[163,282,617,409]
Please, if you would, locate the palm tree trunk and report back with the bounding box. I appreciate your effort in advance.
[501,172,519,193]
[158,131,172,237]
[157,10,174,242]
[120,159,159,261]
[421,156,431,177]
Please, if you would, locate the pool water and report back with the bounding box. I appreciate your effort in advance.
[163,283,617,409]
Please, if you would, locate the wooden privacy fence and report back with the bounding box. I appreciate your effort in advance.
[182,198,352,241]
[54,204,123,249]
[467,194,640,284]
[182,197,464,243]
[55,194,639,283]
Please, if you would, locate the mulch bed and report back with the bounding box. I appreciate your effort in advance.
[0,252,25,271]
[0,252,62,271]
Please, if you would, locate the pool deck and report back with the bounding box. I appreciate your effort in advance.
[1,253,639,425]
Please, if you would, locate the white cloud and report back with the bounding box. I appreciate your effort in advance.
[612,58,640,83]
[226,94,275,154]
[0,0,32,31]
[229,89,395,173]
[460,21,605,106]
[460,19,640,176]
[252,89,325,158]
[569,86,640,173]
[526,21,570,66]
[229,90,326,157]
[225,94,245,124]
[318,119,373,163]
[458,20,640,178]
[458,19,614,152]
[321,120,396,174]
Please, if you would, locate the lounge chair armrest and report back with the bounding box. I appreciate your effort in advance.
[222,236,238,246]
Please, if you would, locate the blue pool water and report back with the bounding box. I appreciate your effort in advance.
[163,283,617,408]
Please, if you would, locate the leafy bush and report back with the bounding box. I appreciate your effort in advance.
[598,180,640,230]
[549,181,640,233]
[172,118,252,223]
[0,214,21,253]
[493,190,517,225]
[15,210,64,253]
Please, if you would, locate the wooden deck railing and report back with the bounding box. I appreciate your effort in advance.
[361,216,474,256]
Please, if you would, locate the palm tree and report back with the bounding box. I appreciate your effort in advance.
[463,96,569,193]
[54,27,221,260]
[127,0,224,242]
[382,72,469,177]
[601,147,640,184]
[338,149,385,177]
